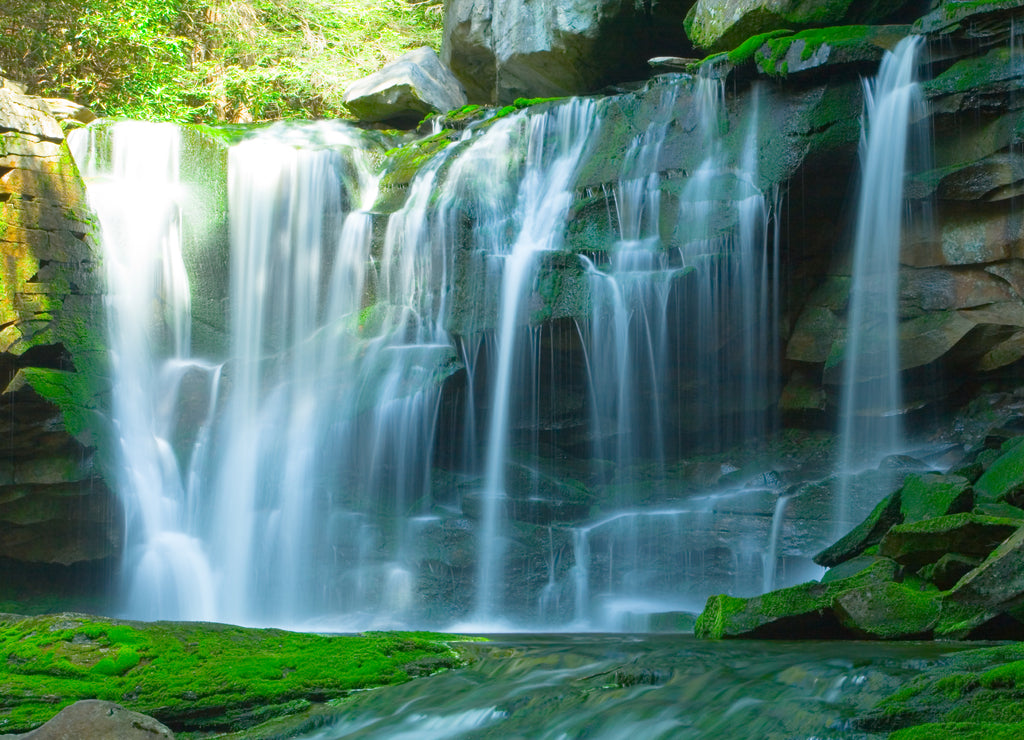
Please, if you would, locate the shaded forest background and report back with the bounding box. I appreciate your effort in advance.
[0,0,443,122]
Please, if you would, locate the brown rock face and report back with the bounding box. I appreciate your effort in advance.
[17,700,174,740]
[0,79,118,598]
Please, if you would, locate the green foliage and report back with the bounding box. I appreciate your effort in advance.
[0,613,475,734]
[0,0,444,122]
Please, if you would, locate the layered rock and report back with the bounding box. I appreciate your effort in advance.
[784,1,1024,418]
[442,0,696,104]
[0,80,116,606]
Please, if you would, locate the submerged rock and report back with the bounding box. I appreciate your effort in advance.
[343,46,467,127]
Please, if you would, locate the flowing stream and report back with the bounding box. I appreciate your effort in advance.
[290,635,971,740]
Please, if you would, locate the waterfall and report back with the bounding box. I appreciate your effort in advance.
[472,99,601,624]
[76,79,795,631]
[835,36,925,532]
[69,122,217,621]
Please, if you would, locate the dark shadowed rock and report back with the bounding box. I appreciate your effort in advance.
[344,46,467,126]
[442,0,695,104]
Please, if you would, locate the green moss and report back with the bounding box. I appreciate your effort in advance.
[974,437,1024,502]
[753,25,872,77]
[726,29,794,64]
[693,594,746,639]
[0,614,478,735]
[891,722,1024,740]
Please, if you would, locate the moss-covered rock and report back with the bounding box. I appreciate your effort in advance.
[0,613,476,735]
[813,490,901,567]
[1,82,116,594]
[684,0,914,52]
[879,513,1022,570]
[899,473,974,523]
[833,580,940,639]
[974,438,1024,505]
[694,559,899,639]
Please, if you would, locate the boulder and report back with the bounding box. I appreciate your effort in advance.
[833,580,940,639]
[442,0,695,104]
[19,700,174,740]
[919,553,979,590]
[898,473,973,523]
[879,513,1023,570]
[938,525,1024,638]
[813,490,901,567]
[974,438,1024,505]
[343,47,467,126]
[683,0,915,52]
[695,559,899,639]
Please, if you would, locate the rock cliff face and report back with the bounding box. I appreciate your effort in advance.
[784,1,1024,422]
[441,0,697,104]
[0,80,117,608]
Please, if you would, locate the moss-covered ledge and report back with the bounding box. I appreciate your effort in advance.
[0,613,480,737]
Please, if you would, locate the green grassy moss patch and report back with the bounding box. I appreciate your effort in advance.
[0,613,477,736]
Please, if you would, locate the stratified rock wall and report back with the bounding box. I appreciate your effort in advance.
[0,79,118,602]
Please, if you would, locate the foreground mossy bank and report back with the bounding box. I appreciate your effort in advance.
[0,613,476,736]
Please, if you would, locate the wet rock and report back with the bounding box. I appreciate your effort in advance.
[343,47,467,127]
[879,513,1023,570]
[19,700,174,740]
[938,525,1024,639]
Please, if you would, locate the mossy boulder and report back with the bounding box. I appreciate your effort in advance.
[898,473,974,523]
[879,513,1023,570]
[936,525,1024,637]
[0,613,475,735]
[813,490,901,567]
[683,0,914,52]
[833,580,940,639]
[694,559,899,639]
[919,553,981,590]
[974,438,1024,505]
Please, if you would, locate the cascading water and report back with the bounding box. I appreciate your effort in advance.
[835,36,925,532]
[77,77,799,632]
[472,99,601,624]
[69,122,217,621]
[568,77,783,627]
